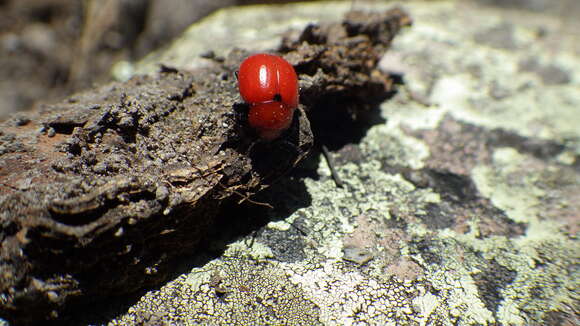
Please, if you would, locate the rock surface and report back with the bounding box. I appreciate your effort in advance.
[109,1,579,325]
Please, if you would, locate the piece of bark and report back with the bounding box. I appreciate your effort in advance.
[0,8,411,325]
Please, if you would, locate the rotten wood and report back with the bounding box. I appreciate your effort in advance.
[0,8,411,325]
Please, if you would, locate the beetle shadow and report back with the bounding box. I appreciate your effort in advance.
[48,176,312,326]
[310,89,396,150]
[293,79,400,182]
[53,154,314,326]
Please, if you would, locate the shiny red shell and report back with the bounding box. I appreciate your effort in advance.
[238,53,299,140]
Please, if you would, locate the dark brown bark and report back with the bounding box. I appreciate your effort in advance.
[0,8,411,325]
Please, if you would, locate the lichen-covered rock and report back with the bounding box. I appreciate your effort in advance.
[111,259,321,325]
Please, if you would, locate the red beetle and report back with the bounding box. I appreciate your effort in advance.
[238,53,299,140]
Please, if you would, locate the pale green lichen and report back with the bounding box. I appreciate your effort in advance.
[469,148,579,324]
[224,240,275,261]
[428,206,579,325]
[361,125,431,169]
[393,4,580,150]
[472,148,546,224]
[110,259,322,326]
[286,261,424,325]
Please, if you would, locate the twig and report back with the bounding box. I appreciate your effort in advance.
[320,144,344,188]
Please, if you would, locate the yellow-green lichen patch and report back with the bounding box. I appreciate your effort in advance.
[404,234,512,325]
[110,259,321,325]
[361,124,431,170]
[473,146,579,236]
[497,238,579,325]
[224,240,274,261]
[472,148,546,224]
[302,158,441,265]
[287,261,426,325]
[417,145,580,324]
[431,229,580,325]
[392,184,578,325]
